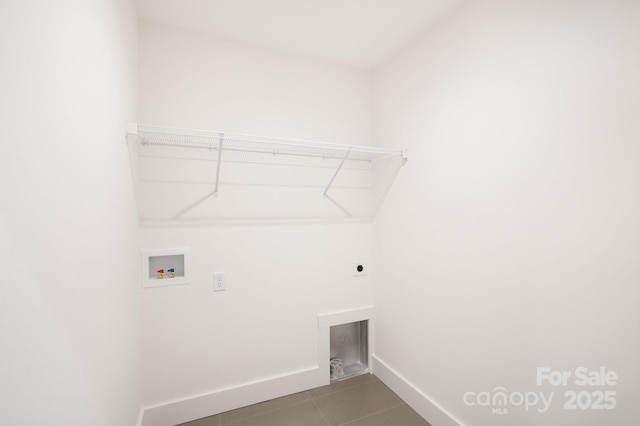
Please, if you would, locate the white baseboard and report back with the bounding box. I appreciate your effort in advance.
[141,367,324,426]
[140,307,374,426]
[372,355,464,426]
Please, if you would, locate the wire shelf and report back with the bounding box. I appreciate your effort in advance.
[126,123,407,226]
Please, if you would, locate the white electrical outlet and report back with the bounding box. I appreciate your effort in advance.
[213,272,226,291]
[353,261,367,277]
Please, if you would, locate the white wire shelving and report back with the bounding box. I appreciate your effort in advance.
[126,123,407,226]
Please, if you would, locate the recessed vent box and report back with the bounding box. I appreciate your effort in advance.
[329,320,368,382]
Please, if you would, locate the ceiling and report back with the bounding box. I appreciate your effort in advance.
[135,0,467,69]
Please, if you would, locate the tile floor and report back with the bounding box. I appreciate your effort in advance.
[178,374,431,426]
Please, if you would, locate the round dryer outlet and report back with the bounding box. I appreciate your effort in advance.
[353,261,367,277]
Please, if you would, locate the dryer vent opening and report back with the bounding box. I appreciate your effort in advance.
[329,320,368,382]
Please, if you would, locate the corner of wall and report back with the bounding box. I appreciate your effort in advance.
[372,356,463,426]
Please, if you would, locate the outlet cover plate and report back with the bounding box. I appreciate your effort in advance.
[213,272,226,291]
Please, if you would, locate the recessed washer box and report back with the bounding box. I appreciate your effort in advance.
[141,247,190,288]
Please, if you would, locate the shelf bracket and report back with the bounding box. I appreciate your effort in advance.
[124,121,138,136]
[323,148,351,197]
[213,134,224,196]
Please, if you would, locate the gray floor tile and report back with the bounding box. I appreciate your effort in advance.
[177,375,432,426]
[177,414,221,425]
[220,391,311,424]
[225,400,329,426]
[308,374,378,399]
[313,380,403,426]
[342,404,431,426]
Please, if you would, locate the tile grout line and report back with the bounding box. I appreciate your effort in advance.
[220,393,313,425]
[310,394,332,426]
[311,376,379,401]
[215,377,380,425]
[336,402,407,426]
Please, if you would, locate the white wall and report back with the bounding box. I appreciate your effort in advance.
[139,20,372,143]
[138,21,374,408]
[373,0,640,425]
[0,1,141,425]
